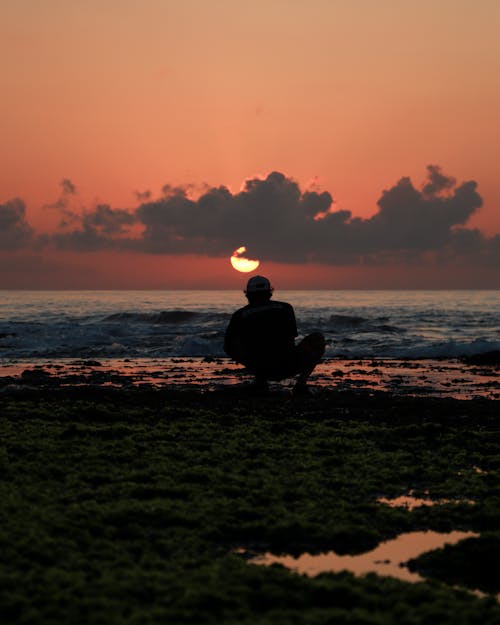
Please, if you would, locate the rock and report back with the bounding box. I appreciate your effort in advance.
[21,369,51,380]
[463,350,500,366]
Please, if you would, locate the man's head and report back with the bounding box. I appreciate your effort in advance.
[245,275,273,303]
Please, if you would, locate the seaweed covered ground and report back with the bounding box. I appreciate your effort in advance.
[1,386,500,624]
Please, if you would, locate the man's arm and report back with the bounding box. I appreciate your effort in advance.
[224,313,244,359]
[285,302,299,341]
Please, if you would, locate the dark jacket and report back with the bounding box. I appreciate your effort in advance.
[224,300,298,370]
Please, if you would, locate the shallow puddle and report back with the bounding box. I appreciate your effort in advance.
[378,493,476,510]
[246,531,477,584]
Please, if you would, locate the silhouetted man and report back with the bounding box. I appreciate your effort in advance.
[224,275,325,393]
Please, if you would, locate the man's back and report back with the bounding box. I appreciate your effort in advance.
[224,299,297,366]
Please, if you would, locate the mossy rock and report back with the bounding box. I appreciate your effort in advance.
[2,388,500,623]
[407,534,500,594]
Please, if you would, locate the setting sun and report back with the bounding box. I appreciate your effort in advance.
[230,246,260,273]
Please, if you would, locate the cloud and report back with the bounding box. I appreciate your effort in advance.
[134,189,152,201]
[134,171,336,260]
[422,164,456,196]
[43,177,80,226]
[129,166,485,265]
[51,204,136,251]
[82,204,136,235]
[359,170,482,254]
[6,166,498,269]
[61,178,77,195]
[0,199,33,250]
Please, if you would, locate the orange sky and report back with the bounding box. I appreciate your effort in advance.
[1,1,499,288]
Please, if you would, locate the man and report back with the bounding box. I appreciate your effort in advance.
[224,275,325,393]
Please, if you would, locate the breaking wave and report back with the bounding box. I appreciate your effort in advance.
[0,290,498,360]
[399,339,500,360]
[104,310,200,324]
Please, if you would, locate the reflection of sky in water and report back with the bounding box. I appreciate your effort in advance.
[0,357,498,400]
[248,531,477,584]
[378,493,476,510]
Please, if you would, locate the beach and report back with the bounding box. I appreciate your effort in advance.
[1,358,500,624]
[1,355,499,400]
[4,0,500,618]
[1,290,499,622]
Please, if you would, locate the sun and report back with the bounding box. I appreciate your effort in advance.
[230,246,260,273]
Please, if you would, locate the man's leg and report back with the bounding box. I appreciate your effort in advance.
[253,374,269,392]
[293,332,326,392]
[240,359,270,392]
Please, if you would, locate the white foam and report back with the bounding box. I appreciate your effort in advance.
[1,290,499,360]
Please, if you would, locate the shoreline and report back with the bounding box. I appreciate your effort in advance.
[1,356,498,400]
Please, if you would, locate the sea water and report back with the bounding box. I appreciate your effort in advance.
[0,290,499,360]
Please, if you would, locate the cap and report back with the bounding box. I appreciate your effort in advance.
[245,275,272,293]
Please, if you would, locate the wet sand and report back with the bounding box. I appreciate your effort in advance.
[1,356,499,400]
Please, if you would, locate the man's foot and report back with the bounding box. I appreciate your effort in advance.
[293,383,313,396]
[251,378,269,393]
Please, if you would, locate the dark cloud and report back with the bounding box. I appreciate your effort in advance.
[5,166,498,269]
[161,183,196,197]
[490,234,500,252]
[82,204,136,235]
[422,164,456,196]
[134,172,337,260]
[0,199,33,250]
[360,171,482,253]
[129,167,484,265]
[134,190,152,201]
[449,227,485,255]
[43,178,79,226]
[51,226,115,252]
[51,204,136,251]
[61,178,77,195]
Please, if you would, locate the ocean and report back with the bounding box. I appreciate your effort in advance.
[1,290,499,360]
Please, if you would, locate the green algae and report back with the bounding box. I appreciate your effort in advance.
[1,387,500,624]
[408,533,500,594]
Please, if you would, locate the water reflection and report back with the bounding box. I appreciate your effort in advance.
[378,493,476,510]
[247,531,477,584]
[1,356,498,399]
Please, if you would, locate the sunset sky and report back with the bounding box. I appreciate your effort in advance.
[1,0,499,288]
